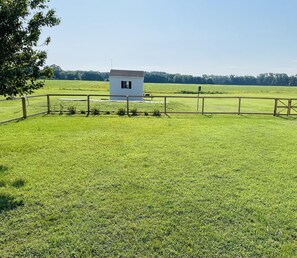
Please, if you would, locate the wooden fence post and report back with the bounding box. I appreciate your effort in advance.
[202,97,205,115]
[238,97,241,115]
[47,95,50,114]
[126,96,129,116]
[164,97,167,114]
[287,99,292,116]
[196,93,200,112]
[22,96,27,119]
[273,99,278,116]
[87,95,90,116]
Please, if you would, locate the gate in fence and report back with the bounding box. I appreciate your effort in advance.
[274,99,297,116]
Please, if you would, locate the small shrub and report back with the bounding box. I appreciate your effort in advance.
[117,108,126,116]
[130,108,138,116]
[59,104,64,115]
[80,110,86,115]
[67,106,76,115]
[152,109,161,117]
[91,107,100,115]
[105,111,111,115]
[144,111,149,116]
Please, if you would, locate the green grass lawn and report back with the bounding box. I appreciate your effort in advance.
[1,80,297,122]
[1,114,297,257]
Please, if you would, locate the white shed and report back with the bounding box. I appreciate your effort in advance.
[109,69,144,101]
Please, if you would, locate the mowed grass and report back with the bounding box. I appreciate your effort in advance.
[1,80,297,122]
[1,115,297,257]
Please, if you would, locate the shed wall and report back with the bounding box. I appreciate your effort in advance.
[110,76,144,101]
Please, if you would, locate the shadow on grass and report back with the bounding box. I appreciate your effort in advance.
[0,194,24,214]
[0,165,9,174]
[276,115,297,121]
[203,115,213,118]
[11,179,25,188]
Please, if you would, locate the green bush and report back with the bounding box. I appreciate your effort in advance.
[59,104,64,115]
[152,109,161,117]
[117,108,126,116]
[91,107,100,115]
[67,106,76,115]
[144,111,149,116]
[130,108,138,116]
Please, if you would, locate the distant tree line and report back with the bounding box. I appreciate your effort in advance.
[50,65,297,86]
[50,65,109,81]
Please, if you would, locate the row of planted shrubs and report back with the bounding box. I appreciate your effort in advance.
[65,106,161,116]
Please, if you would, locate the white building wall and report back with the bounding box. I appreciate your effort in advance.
[110,76,144,101]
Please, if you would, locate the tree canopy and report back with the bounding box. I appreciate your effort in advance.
[49,65,297,87]
[0,0,60,96]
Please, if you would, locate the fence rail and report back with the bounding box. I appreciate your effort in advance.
[1,94,297,124]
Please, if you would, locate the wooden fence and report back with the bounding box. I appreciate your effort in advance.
[0,95,48,124]
[1,94,297,124]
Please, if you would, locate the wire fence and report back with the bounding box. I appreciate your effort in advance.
[0,95,48,124]
[1,94,297,124]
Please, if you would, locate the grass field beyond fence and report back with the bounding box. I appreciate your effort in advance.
[1,115,297,257]
[1,81,297,123]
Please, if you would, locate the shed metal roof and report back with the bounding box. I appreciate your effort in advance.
[110,69,144,78]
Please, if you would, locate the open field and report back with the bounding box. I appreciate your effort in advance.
[34,80,297,98]
[1,115,297,257]
[1,80,297,122]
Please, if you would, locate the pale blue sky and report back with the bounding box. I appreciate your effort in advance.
[44,0,297,75]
